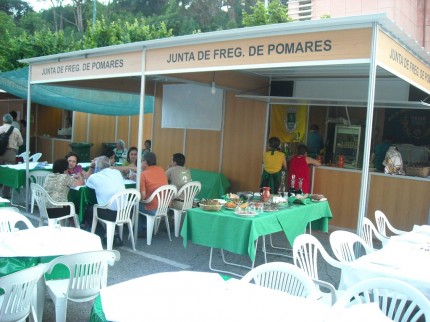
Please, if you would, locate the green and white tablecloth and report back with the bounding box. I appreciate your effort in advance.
[181,201,332,261]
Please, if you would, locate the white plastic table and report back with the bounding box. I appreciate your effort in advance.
[340,225,430,299]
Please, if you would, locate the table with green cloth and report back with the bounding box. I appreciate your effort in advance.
[0,162,91,190]
[190,168,230,199]
[181,201,332,262]
[0,197,10,207]
[0,163,52,190]
[68,180,136,223]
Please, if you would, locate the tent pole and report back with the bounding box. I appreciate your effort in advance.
[356,22,378,237]
[25,68,32,212]
[134,48,146,241]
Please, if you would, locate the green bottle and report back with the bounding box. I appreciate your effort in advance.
[284,143,290,160]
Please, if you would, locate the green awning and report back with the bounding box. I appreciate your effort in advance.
[0,67,153,116]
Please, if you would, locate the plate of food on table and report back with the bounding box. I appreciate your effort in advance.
[310,194,327,202]
[199,199,223,211]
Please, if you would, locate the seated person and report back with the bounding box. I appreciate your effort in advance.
[102,147,116,166]
[113,139,128,163]
[43,158,84,219]
[84,148,116,179]
[113,146,138,179]
[83,156,125,243]
[143,140,151,154]
[139,152,168,236]
[65,151,87,176]
[166,153,191,210]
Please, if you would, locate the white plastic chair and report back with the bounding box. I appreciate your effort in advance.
[44,250,119,322]
[135,185,178,246]
[29,170,50,214]
[91,189,140,251]
[375,210,407,238]
[361,217,389,250]
[0,264,46,322]
[30,183,79,228]
[0,210,34,232]
[333,277,430,322]
[17,151,29,162]
[240,262,320,299]
[329,230,373,262]
[169,181,201,237]
[28,153,42,162]
[293,233,344,305]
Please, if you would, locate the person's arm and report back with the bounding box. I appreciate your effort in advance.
[85,160,96,179]
[282,155,287,170]
[306,156,321,166]
[71,174,84,186]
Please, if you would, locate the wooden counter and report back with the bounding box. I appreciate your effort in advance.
[312,166,430,231]
[36,136,72,163]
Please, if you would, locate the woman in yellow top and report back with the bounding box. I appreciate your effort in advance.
[260,137,287,194]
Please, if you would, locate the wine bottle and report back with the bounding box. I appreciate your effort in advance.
[296,178,303,195]
[278,171,286,197]
[288,174,296,197]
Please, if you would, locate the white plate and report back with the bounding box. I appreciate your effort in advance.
[213,199,226,205]
[234,211,258,217]
[312,198,327,202]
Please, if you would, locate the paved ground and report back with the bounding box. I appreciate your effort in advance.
[8,191,344,322]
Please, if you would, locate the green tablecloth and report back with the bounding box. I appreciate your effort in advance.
[0,166,51,190]
[68,183,136,223]
[181,201,332,261]
[190,168,230,199]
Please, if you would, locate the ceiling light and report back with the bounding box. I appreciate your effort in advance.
[211,81,216,95]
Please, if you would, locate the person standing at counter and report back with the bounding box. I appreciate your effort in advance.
[260,137,287,195]
[306,124,324,159]
[371,136,391,172]
[288,144,321,194]
[0,113,23,198]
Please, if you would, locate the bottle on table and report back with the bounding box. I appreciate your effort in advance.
[278,171,286,197]
[295,178,303,195]
[288,174,296,197]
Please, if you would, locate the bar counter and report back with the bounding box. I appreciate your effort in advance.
[312,166,430,231]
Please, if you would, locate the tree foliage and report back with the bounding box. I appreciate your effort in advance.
[0,0,294,72]
[242,0,291,27]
